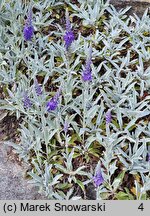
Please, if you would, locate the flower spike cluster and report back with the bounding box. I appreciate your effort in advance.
[23,8,34,41]
[93,162,104,187]
[63,9,75,50]
[47,89,61,111]
[34,79,42,96]
[82,46,92,82]
[106,109,112,124]
[63,120,69,134]
[23,92,32,109]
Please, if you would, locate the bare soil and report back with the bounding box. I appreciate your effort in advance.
[110,0,150,17]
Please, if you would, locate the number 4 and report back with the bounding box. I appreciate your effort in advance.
[138,203,144,211]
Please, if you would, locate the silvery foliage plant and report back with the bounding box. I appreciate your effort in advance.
[0,0,150,200]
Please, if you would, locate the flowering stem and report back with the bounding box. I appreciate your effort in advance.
[65,133,69,156]
[106,123,110,136]
[56,111,63,146]
[82,82,88,145]
[66,53,71,82]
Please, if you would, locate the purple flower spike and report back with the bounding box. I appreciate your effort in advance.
[93,171,104,187]
[63,9,75,50]
[23,92,32,109]
[34,79,42,96]
[63,121,69,134]
[47,97,58,111]
[47,89,61,112]
[106,109,112,124]
[82,46,92,82]
[23,8,34,41]
[64,32,75,50]
[65,9,71,32]
[93,162,104,187]
[82,71,92,82]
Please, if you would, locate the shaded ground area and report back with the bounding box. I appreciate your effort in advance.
[0,142,45,200]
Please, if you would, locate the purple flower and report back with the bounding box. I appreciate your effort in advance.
[47,97,58,111]
[47,90,61,112]
[106,109,112,124]
[63,121,69,134]
[82,46,92,82]
[64,32,75,50]
[23,9,34,41]
[34,79,42,96]
[93,162,104,187]
[63,9,75,49]
[148,153,150,162]
[23,92,32,109]
[65,9,72,32]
